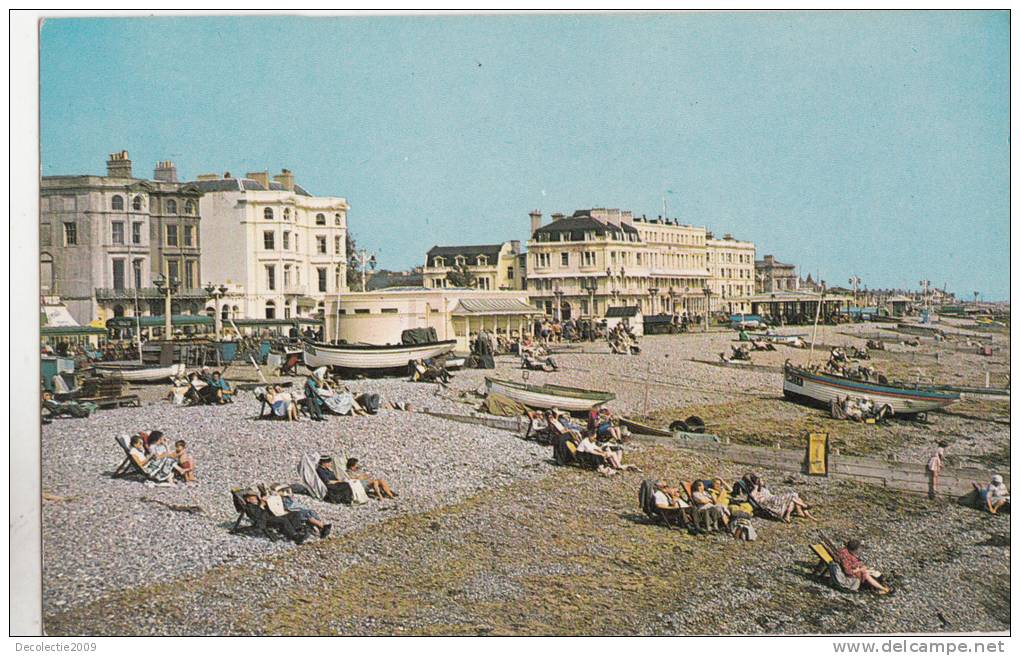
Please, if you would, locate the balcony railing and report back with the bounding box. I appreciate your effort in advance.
[95,287,211,301]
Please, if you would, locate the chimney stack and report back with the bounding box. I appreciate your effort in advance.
[510,240,521,254]
[246,170,270,189]
[153,160,178,183]
[106,150,132,178]
[196,173,219,181]
[273,168,295,191]
[529,209,543,235]
[551,212,565,222]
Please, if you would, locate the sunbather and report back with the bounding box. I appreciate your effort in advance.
[268,484,332,538]
[174,440,196,482]
[267,385,299,421]
[973,475,1010,514]
[577,433,639,472]
[316,456,357,503]
[748,474,815,523]
[208,371,234,404]
[593,408,622,442]
[653,481,693,528]
[691,480,730,531]
[834,539,890,594]
[303,372,326,421]
[127,434,178,483]
[346,458,398,499]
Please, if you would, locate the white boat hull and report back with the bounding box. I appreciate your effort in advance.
[486,379,609,412]
[303,341,456,370]
[94,363,185,382]
[783,369,957,415]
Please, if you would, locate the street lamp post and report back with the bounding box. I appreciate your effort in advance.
[350,249,378,293]
[553,286,564,322]
[153,274,180,339]
[703,287,712,332]
[204,283,229,340]
[583,278,598,319]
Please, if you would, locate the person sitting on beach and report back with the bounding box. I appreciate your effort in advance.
[345,458,398,499]
[748,474,815,523]
[577,432,639,473]
[973,475,1010,514]
[834,539,890,594]
[691,480,730,531]
[303,372,326,421]
[593,408,623,443]
[127,434,178,483]
[653,481,692,528]
[267,385,299,421]
[315,456,363,504]
[146,431,172,458]
[268,484,332,538]
[173,440,196,482]
[208,371,234,404]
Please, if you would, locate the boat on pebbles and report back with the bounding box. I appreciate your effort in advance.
[92,362,185,383]
[782,361,959,415]
[303,339,457,373]
[485,377,615,412]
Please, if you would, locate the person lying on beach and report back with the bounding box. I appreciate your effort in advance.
[973,475,1010,514]
[346,458,398,499]
[834,539,890,594]
[127,434,178,483]
[268,484,332,538]
[747,473,815,523]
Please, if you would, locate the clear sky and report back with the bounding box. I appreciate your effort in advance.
[40,12,1009,299]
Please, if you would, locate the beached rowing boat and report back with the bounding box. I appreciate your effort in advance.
[485,377,615,412]
[619,417,672,437]
[782,362,959,415]
[93,362,185,383]
[303,339,456,371]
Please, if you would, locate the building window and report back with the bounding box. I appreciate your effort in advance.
[434,257,445,267]
[381,308,398,314]
[166,199,178,214]
[281,208,290,222]
[317,267,327,292]
[167,259,180,282]
[560,252,569,267]
[283,231,290,250]
[284,265,292,287]
[316,236,327,254]
[507,267,514,280]
[185,200,195,215]
[536,253,550,267]
[264,231,275,250]
[334,236,341,254]
[265,301,276,320]
[184,225,194,247]
[166,225,178,246]
[264,207,274,220]
[354,308,370,315]
[185,260,197,289]
[455,256,466,267]
[334,213,342,226]
[477,255,488,266]
[132,196,143,211]
[266,265,276,291]
[132,222,142,245]
[133,259,143,289]
[335,265,342,290]
[112,259,126,290]
[478,277,491,290]
[582,252,595,267]
[316,213,326,226]
[284,305,292,319]
[111,195,124,211]
[111,222,124,245]
[63,222,77,245]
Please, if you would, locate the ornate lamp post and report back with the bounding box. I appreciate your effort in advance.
[668,287,677,315]
[153,274,180,339]
[583,278,598,319]
[350,249,378,293]
[204,283,229,339]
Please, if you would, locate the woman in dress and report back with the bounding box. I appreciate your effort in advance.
[691,480,730,531]
[748,473,815,523]
[267,385,298,421]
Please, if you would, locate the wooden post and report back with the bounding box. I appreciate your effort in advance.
[986,370,990,388]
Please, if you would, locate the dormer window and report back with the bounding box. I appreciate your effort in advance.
[454,256,466,267]
[476,255,487,266]
[433,256,445,267]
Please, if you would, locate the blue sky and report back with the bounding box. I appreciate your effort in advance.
[40,12,1009,299]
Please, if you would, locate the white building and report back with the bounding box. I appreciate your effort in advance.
[706,232,756,314]
[192,169,349,322]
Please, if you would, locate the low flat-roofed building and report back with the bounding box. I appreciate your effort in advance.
[326,286,542,353]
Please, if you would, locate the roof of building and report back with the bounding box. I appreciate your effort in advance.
[605,305,641,318]
[452,298,543,315]
[426,244,505,266]
[190,178,312,196]
[532,211,639,240]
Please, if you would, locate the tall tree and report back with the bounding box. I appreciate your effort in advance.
[345,232,357,286]
[446,261,476,288]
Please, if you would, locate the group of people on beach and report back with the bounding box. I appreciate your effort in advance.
[169,367,235,406]
[125,430,196,484]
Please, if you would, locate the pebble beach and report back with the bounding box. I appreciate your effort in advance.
[41,323,1010,635]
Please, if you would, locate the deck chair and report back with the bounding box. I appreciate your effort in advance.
[551,435,602,469]
[229,489,309,543]
[112,435,170,482]
[639,479,692,531]
[810,542,860,592]
[525,411,556,444]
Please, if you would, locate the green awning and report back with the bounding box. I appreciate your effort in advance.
[41,326,107,336]
[107,315,214,328]
[233,318,323,327]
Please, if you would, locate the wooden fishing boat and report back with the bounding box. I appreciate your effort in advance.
[303,339,456,371]
[783,362,959,415]
[619,417,672,437]
[92,362,185,382]
[760,332,807,344]
[485,377,615,412]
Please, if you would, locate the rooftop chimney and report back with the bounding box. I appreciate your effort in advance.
[550,212,565,222]
[724,233,733,240]
[106,150,132,178]
[246,170,270,190]
[529,209,543,235]
[273,168,295,191]
[196,173,219,181]
[153,160,178,183]
[510,240,521,254]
